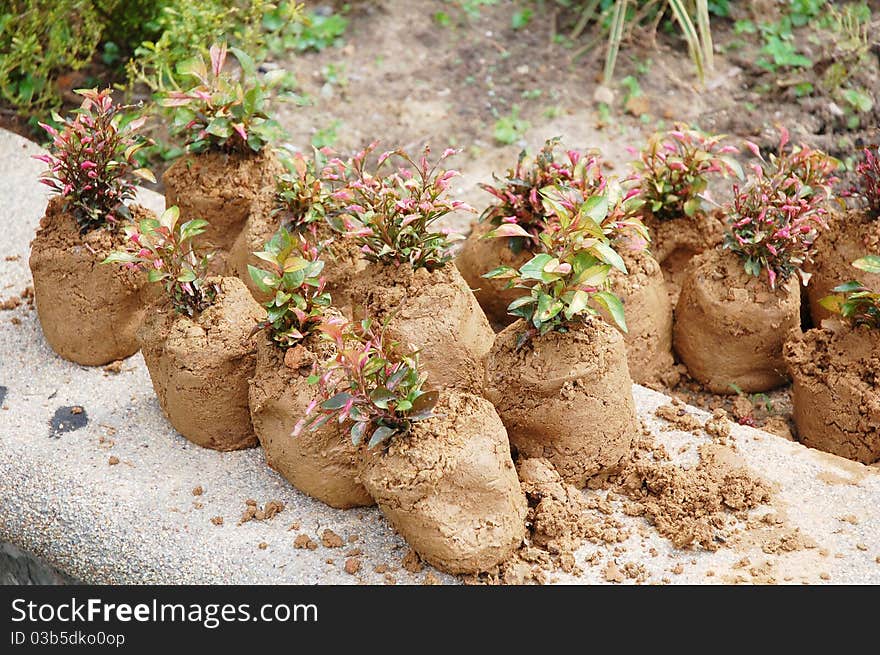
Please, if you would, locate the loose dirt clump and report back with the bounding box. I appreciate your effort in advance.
[321,529,345,549]
[239,499,285,524]
[614,443,772,551]
[466,457,630,585]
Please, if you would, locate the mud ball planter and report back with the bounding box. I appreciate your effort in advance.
[484,315,639,488]
[227,206,365,307]
[347,262,494,393]
[804,209,880,325]
[785,325,880,464]
[456,222,531,327]
[607,248,674,385]
[646,210,726,292]
[673,247,801,394]
[29,198,156,366]
[163,149,283,252]
[249,331,373,509]
[359,390,526,575]
[137,276,264,451]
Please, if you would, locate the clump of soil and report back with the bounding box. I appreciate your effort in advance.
[614,442,772,550]
[607,247,674,384]
[29,198,157,365]
[239,499,285,524]
[674,247,801,393]
[137,276,263,451]
[804,208,880,325]
[348,262,495,393]
[163,149,283,252]
[455,223,532,328]
[359,390,527,575]
[227,201,366,307]
[485,316,639,487]
[784,323,880,464]
[646,209,727,300]
[248,326,373,509]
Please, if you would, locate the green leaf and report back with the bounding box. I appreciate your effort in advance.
[229,47,256,79]
[819,294,843,313]
[408,390,439,420]
[594,241,627,274]
[519,253,554,281]
[370,387,396,409]
[160,206,180,230]
[321,392,352,410]
[594,290,627,333]
[581,195,609,223]
[564,289,590,320]
[350,421,367,446]
[248,265,276,293]
[482,265,518,279]
[368,425,396,449]
[853,255,880,274]
[102,252,136,264]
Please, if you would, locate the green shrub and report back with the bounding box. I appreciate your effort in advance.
[0,1,105,113]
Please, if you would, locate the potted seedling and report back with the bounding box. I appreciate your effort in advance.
[30,89,156,365]
[482,181,643,488]
[159,42,284,252]
[228,148,364,305]
[104,207,264,450]
[247,227,372,508]
[457,138,607,326]
[805,146,880,324]
[674,135,838,393]
[785,256,880,464]
[629,125,741,291]
[340,144,495,392]
[297,320,526,574]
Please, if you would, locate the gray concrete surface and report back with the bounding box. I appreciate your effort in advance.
[1,128,879,585]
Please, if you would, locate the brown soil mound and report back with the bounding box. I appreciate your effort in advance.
[29,198,156,365]
[647,210,727,295]
[227,201,365,307]
[249,329,374,508]
[348,262,494,393]
[455,222,532,328]
[607,247,674,385]
[804,208,880,325]
[484,316,639,487]
[784,324,880,464]
[137,276,263,450]
[359,390,527,575]
[163,149,282,251]
[673,247,801,393]
[614,442,772,550]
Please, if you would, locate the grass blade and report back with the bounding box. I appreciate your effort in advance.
[668,0,704,82]
[603,0,627,86]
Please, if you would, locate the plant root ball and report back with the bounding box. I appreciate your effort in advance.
[360,390,527,575]
[673,247,800,394]
[485,315,639,487]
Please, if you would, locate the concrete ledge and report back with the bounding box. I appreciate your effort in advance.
[2,129,879,584]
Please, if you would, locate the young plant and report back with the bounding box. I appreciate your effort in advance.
[480,138,607,251]
[726,130,839,289]
[158,42,283,155]
[484,180,648,346]
[103,206,219,317]
[294,319,438,449]
[334,143,471,271]
[273,148,348,233]
[742,127,839,203]
[630,125,741,222]
[855,146,880,218]
[248,227,330,348]
[820,256,880,328]
[34,88,154,233]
